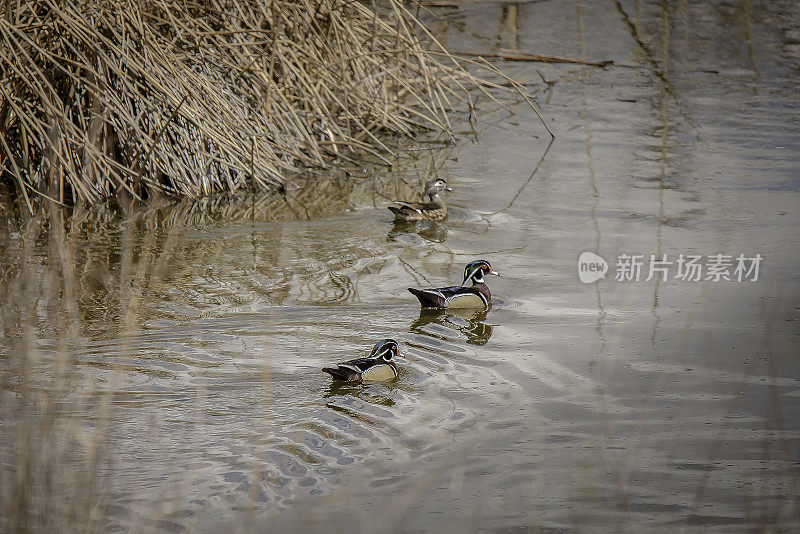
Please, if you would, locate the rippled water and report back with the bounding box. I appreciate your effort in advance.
[2,0,799,532]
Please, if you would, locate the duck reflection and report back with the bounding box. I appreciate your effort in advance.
[322,383,396,407]
[410,308,494,346]
[387,219,448,243]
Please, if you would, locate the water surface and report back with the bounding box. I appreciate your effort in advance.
[1,0,799,532]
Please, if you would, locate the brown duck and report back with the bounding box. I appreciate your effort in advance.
[388,178,453,222]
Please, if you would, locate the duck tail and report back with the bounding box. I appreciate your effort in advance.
[388,206,409,221]
[407,287,443,308]
[322,366,351,381]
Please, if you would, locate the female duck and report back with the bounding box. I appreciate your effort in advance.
[408,260,499,309]
[322,339,403,382]
[389,178,453,222]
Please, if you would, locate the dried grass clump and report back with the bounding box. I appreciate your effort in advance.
[0,0,544,209]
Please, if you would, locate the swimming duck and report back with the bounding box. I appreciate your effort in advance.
[388,178,453,222]
[408,259,499,309]
[322,339,403,382]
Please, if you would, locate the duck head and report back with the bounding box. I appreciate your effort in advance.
[424,178,453,200]
[461,260,500,286]
[369,338,403,362]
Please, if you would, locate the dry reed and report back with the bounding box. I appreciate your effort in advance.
[0,0,548,210]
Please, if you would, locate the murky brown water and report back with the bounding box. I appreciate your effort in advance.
[2,0,799,532]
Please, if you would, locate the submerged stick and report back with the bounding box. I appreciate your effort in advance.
[455,50,613,68]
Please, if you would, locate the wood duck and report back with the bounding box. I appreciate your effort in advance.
[408,259,499,309]
[388,178,453,222]
[322,339,403,382]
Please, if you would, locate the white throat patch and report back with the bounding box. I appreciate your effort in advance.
[463,265,484,285]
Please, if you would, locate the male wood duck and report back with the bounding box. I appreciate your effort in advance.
[388,178,453,222]
[408,259,499,309]
[322,339,403,382]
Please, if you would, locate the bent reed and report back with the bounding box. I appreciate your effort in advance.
[0,0,545,209]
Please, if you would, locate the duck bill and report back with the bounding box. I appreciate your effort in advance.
[444,186,453,192]
[489,269,500,276]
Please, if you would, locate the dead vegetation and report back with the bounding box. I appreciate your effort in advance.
[0,0,548,210]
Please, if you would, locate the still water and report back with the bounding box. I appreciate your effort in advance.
[2,0,799,531]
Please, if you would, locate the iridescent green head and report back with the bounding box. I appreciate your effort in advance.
[369,339,402,362]
[462,260,500,286]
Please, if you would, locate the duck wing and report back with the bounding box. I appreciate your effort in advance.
[341,357,376,370]
[408,287,444,307]
[388,201,426,217]
[394,200,436,211]
[322,365,359,381]
[407,285,465,307]
[322,357,377,381]
[322,358,375,382]
[408,286,487,308]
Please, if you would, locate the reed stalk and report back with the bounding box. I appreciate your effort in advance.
[0,0,547,209]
